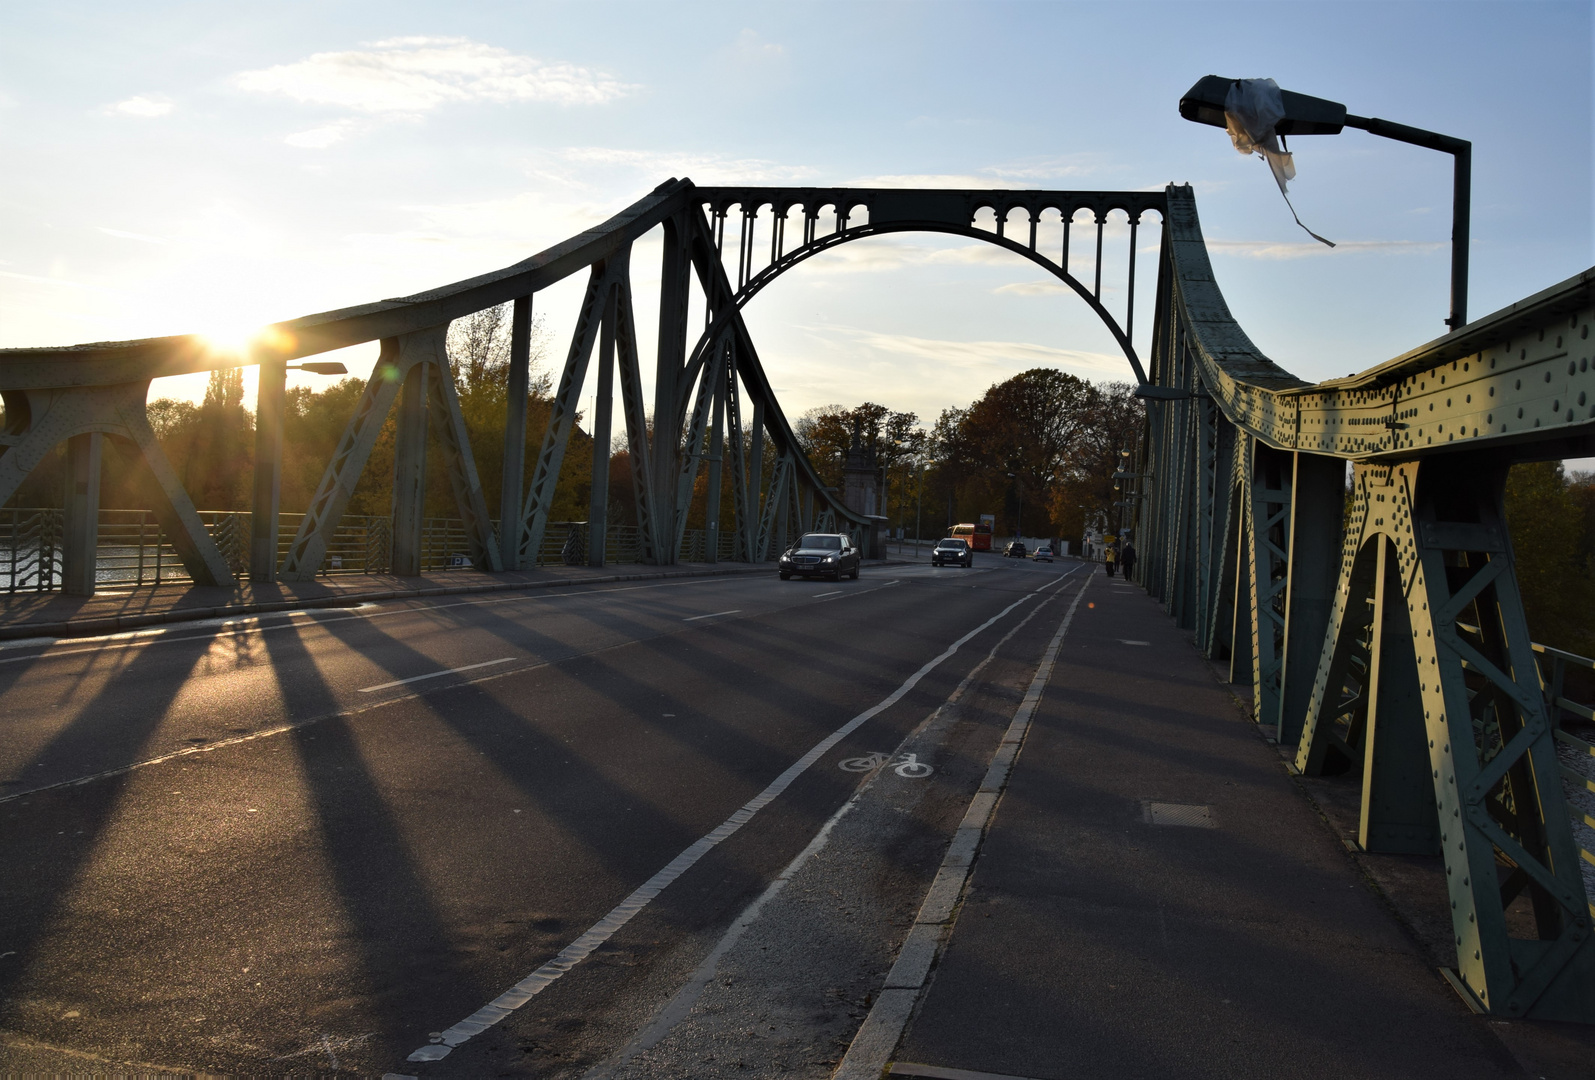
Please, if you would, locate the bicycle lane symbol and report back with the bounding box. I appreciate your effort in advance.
[838,752,933,778]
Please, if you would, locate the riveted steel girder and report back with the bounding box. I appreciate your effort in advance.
[1295,460,1595,1019]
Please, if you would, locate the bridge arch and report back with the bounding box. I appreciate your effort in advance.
[681,208,1162,408]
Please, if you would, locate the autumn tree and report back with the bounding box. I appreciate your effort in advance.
[1504,461,1595,656]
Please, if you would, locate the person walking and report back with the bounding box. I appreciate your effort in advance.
[1104,541,1117,577]
[1120,541,1137,581]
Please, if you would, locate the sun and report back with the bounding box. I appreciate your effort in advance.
[194,322,296,362]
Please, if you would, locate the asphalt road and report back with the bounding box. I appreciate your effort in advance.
[0,551,1083,1075]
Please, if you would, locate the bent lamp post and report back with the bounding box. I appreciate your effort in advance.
[1179,74,1471,330]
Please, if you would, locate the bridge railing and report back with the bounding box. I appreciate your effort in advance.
[0,510,679,590]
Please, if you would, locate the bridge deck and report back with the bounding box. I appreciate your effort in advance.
[1,557,1589,1076]
[884,573,1592,1080]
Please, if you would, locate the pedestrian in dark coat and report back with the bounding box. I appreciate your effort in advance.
[1120,541,1137,579]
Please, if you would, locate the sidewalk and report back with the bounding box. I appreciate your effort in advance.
[878,573,1594,1080]
[0,560,800,641]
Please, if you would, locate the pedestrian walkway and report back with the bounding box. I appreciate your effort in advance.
[866,572,1594,1080]
[0,560,803,641]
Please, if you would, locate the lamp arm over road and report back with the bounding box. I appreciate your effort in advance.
[1340,112,1471,329]
[1180,76,1471,329]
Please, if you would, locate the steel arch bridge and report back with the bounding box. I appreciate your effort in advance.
[1,178,1592,1021]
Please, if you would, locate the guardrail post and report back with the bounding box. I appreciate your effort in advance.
[62,432,102,596]
[391,362,429,576]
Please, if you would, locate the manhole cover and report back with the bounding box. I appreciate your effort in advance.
[1143,802,1215,828]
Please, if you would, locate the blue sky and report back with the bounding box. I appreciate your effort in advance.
[2,1,1590,446]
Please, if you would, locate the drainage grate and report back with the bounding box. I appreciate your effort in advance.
[1143,801,1216,828]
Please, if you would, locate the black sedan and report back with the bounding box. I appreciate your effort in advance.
[779,533,861,581]
[931,537,973,567]
[1004,541,1027,558]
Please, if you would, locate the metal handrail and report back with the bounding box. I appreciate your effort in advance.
[0,510,671,590]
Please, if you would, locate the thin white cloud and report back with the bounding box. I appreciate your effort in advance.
[111,95,173,118]
[236,37,636,117]
[844,159,1108,188]
[821,325,1124,374]
[0,269,89,288]
[726,29,785,63]
[555,147,816,185]
[97,227,169,245]
[994,280,1066,296]
[284,120,359,149]
[1205,238,1447,260]
[845,172,1025,189]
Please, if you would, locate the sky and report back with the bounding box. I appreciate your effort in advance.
[2,1,1591,457]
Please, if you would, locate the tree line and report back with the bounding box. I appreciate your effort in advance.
[792,368,1145,547]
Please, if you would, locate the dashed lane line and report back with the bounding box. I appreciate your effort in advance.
[0,576,907,805]
[0,577,732,663]
[682,610,740,622]
[357,658,517,693]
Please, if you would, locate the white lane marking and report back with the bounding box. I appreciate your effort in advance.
[682,609,740,622]
[586,567,1080,1077]
[405,569,1078,1063]
[812,591,844,599]
[0,577,735,663]
[0,578,912,806]
[836,571,1093,1080]
[1118,639,1150,646]
[356,658,516,693]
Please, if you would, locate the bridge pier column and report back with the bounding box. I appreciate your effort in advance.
[704,352,725,564]
[251,351,286,582]
[588,286,616,569]
[1276,452,1346,744]
[62,431,102,597]
[499,295,533,570]
[1357,534,1437,854]
[391,362,429,576]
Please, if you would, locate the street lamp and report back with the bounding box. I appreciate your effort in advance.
[1179,75,1471,329]
[912,453,926,559]
[1006,471,1022,541]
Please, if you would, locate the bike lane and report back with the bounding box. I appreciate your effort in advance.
[877,572,1548,1080]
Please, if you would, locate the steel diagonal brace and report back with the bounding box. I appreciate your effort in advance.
[674,340,724,554]
[282,338,414,580]
[722,346,753,562]
[756,455,790,561]
[424,330,503,572]
[610,256,661,564]
[520,261,613,564]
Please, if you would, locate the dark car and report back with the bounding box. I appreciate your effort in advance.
[931,537,973,567]
[1004,541,1027,558]
[1032,545,1054,562]
[779,532,860,581]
